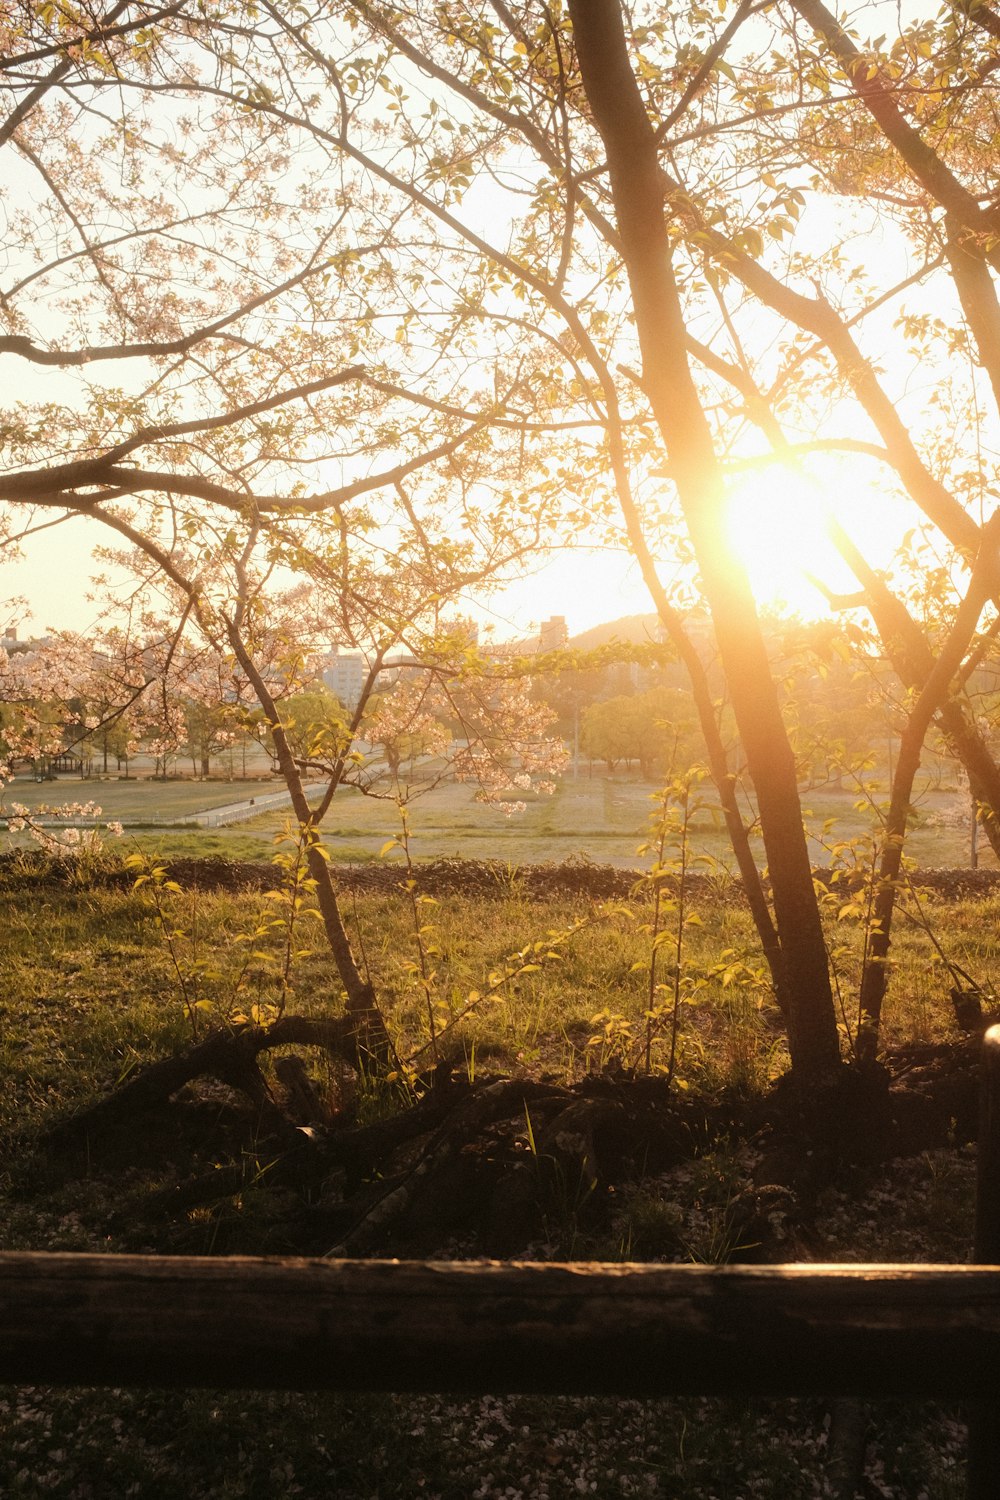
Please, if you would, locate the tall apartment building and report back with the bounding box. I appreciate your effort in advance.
[322,646,365,709]
[538,615,568,652]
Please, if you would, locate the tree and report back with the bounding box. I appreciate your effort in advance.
[0,632,106,775]
[80,698,135,777]
[0,1,568,1068]
[362,684,451,781]
[7,1,1000,1086]
[271,687,349,768]
[580,696,633,773]
[764,617,884,791]
[580,687,696,776]
[239,0,833,1077]
[311,0,1000,1079]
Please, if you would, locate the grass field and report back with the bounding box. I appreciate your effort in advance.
[0,776,280,821]
[3,860,992,1142]
[2,767,992,870]
[1,868,993,1134]
[0,753,987,1497]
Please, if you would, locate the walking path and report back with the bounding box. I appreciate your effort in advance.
[190,785,325,829]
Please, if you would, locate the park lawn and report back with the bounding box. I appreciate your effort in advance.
[11,768,986,870]
[0,776,282,822]
[3,767,992,875]
[129,781,1000,869]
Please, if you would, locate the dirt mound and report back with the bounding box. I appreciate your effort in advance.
[6,850,997,903]
[152,854,640,898]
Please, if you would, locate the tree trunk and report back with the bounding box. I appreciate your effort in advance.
[856,521,1000,1053]
[831,519,1000,861]
[568,0,839,1081]
[226,623,392,1068]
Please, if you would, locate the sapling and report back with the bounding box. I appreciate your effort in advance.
[631,767,713,1080]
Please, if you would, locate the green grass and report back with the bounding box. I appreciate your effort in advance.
[0,868,823,1150]
[0,859,986,1137]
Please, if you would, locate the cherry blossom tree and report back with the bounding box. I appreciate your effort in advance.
[0,2,574,1064]
[0,629,129,850]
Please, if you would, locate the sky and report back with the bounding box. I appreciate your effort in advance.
[0,0,969,650]
[0,335,912,644]
[0,223,926,646]
[1,453,908,645]
[1,517,653,643]
[0,264,927,647]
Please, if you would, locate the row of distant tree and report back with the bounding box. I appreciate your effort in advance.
[4,610,996,788]
[528,614,999,785]
[0,626,559,787]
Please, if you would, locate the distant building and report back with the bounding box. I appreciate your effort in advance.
[538,616,568,652]
[1,628,50,656]
[322,646,365,709]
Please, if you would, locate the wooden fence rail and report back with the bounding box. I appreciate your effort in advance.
[5,1026,1000,1497]
[1,1252,999,1399]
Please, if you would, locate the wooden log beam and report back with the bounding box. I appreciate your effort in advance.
[2,1254,1000,1397]
[969,1024,1000,1497]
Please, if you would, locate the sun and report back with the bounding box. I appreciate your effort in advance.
[723,457,904,619]
[724,464,832,616]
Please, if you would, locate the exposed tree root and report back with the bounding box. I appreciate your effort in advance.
[37,1024,987,1264]
[45,1014,363,1147]
[329,1079,575,1255]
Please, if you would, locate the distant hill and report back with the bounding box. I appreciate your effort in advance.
[568,613,661,652]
